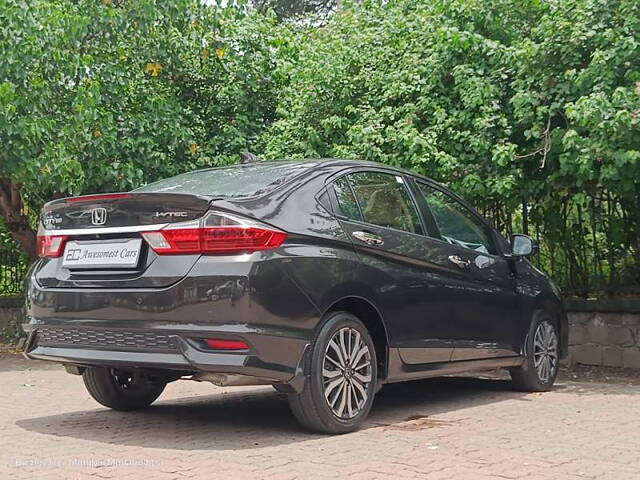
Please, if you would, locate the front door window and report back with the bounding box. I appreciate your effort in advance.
[416,183,496,254]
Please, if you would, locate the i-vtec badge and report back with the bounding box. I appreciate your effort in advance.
[91,207,108,225]
[43,214,62,227]
[154,211,189,218]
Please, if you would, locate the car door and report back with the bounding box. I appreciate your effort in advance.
[412,180,521,361]
[329,170,454,364]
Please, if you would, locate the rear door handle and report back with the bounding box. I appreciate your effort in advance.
[352,231,384,246]
[448,255,471,269]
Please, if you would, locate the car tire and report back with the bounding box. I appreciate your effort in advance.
[510,311,560,392]
[83,367,166,411]
[287,311,378,434]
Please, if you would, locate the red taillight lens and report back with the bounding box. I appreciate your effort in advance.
[141,212,287,255]
[202,227,287,253]
[37,235,68,258]
[204,338,250,350]
[142,227,202,254]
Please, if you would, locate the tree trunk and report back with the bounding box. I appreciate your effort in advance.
[0,178,38,262]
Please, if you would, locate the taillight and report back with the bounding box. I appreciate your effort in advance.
[37,235,67,258]
[141,212,287,255]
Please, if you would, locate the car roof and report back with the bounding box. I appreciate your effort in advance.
[192,158,426,177]
[135,158,444,203]
[296,158,441,185]
[211,158,440,185]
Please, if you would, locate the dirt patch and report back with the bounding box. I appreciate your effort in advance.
[374,415,458,431]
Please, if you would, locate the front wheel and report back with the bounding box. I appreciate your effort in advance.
[83,367,166,411]
[510,312,559,392]
[288,311,378,434]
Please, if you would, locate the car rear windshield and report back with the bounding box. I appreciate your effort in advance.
[134,161,316,198]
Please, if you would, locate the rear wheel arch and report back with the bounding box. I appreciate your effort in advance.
[323,296,389,381]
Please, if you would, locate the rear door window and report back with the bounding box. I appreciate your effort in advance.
[335,172,423,235]
[333,176,362,221]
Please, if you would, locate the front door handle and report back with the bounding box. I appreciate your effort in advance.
[352,231,384,246]
[448,255,471,269]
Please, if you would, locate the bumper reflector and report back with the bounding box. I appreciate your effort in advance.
[204,339,249,350]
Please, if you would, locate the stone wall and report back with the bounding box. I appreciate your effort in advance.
[0,296,23,332]
[566,298,640,369]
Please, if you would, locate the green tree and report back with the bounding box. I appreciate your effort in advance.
[1,0,638,292]
[264,0,540,213]
[0,0,282,260]
[509,0,640,287]
[263,0,639,291]
[251,0,338,21]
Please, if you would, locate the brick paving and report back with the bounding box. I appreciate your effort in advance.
[1,353,639,480]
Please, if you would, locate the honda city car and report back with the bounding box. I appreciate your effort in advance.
[23,159,567,433]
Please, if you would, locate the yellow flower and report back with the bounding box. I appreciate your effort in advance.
[215,48,225,60]
[189,143,198,155]
[145,62,162,77]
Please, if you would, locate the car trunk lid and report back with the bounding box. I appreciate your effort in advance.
[41,193,212,231]
[35,193,212,289]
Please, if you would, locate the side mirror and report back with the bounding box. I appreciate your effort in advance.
[510,234,538,257]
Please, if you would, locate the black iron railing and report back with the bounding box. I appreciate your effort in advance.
[0,249,27,296]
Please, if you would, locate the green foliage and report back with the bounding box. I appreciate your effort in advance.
[263,0,640,292]
[0,222,27,296]
[0,0,283,203]
[251,0,337,21]
[0,0,638,293]
[0,313,25,346]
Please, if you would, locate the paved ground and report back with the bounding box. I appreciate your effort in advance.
[1,353,639,480]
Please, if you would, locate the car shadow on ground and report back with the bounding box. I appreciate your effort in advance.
[15,376,543,450]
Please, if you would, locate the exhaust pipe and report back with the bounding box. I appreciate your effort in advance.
[191,372,274,387]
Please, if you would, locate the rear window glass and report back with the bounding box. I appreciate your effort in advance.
[134,162,316,198]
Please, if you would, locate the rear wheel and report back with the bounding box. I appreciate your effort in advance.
[288,311,377,434]
[83,367,166,411]
[510,312,559,392]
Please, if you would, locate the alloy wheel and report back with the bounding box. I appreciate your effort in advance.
[322,327,373,419]
[110,369,152,395]
[533,321,558,383]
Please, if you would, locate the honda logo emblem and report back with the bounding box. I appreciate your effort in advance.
[91,207,108,225]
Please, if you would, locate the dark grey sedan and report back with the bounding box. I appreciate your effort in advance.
[24,159,567,433]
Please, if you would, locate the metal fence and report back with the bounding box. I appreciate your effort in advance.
[0,249,28,296]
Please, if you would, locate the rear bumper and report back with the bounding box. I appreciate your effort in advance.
[23,254,320,387]
[23,324,309,384]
